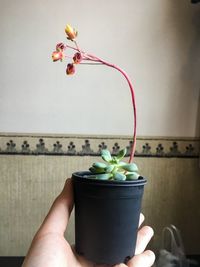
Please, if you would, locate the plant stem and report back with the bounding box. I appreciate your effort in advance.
[85,55,137,163]
[103,61,136,163]
[66,43,137,163]
[79,62,103,65]
[73,40,80,52]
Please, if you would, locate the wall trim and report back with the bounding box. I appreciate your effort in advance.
[0,133,199,158]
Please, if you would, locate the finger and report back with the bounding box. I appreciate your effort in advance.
[139,213,145,227]
[37,178,74,236]
[135,226,154,255]
[127,250,155,267]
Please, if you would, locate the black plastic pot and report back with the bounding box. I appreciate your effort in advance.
[72,171,147,265]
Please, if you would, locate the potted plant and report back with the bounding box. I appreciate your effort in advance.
[52,24,147,265]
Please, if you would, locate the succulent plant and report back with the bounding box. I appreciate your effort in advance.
[89,148,140,181]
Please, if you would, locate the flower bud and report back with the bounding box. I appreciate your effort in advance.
[65,24,78,40]
[66,63,75,75]
[56,43,65,51]
[52,51,65,62]
[73,52,82,64]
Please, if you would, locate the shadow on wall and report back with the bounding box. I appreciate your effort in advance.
[196,93,200,138]
[165,1,200,134]
[182,5,200,87]
[184,7,200,138]
[150,0,200,255]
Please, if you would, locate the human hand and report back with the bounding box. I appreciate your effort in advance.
[22,178,155,267]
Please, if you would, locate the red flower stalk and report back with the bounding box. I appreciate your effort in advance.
[52,24,137,163]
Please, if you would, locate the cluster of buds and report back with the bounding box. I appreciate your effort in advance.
[52,24,82,75]
[51,24,137,163]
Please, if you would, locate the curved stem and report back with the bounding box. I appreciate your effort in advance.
[73,40,80,52]
[65,43,137,162]
[65,44,79,51]
[89,55,137,163]
[79,62,103,65]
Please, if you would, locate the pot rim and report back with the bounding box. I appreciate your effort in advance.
[72,171,147,187]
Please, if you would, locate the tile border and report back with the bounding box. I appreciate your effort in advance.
[0,133,199,158]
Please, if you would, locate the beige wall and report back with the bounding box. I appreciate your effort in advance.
[0,0,199,137]
[0,135,199,256]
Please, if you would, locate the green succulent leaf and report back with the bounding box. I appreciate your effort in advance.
[101,149,112,163]
[92,162,107,169]
[121,163,138,172]
[116,148,127,161]
[105,165,115,173]
[118,161,127,167]
[89,167,105,174]
[126,172,140,180]
[95,173,113,180]
[113,172,126,181]
[111,156,119,164]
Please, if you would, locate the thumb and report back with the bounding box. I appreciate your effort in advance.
[127,250,155,267]
[37,178,74,236]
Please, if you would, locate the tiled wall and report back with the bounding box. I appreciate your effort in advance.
[0,134,199,256]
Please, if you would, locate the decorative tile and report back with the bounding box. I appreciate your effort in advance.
[184,144,195,156]
[0,134,199,158]
[168,141,181,156]
[67,142,76,155]
[156,144,165,156]
[97,142,107,153]
[21,141,31,154]
[6,140,17,153]
[142,143,151,155]
[79,140,94,155]
[35,139,48,154]
[126,140,133,156]
[112,142,120,155]
[53,141,63,154]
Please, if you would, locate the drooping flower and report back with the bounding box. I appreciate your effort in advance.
[56,43,65,51]
[66,63,75,75]
[65,24,78,40]
[73,52,82,64]
[52,51,65,62]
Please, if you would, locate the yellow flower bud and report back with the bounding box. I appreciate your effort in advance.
[65,24,78,40]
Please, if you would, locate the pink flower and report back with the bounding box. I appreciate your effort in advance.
[73,52,82,64]
[65,24,78,40]
[52,51,64,62]
[66,63,75,75]
[56,43,65,51]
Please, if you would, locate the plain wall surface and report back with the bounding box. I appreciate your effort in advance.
[0,0,200,137]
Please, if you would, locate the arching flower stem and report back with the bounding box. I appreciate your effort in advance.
[62,44,137,162]
[94,57,136,163]
[85,54,136,163]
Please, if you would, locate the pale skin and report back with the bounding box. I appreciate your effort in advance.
[22,179,155,267]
